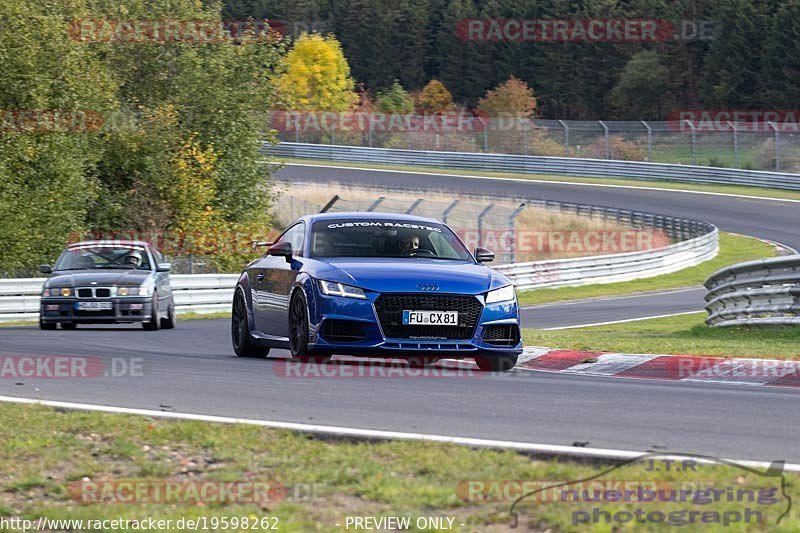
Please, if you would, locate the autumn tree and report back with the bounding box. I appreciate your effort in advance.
[277,33,358,111]
[417,79,453,114]
[477,76,537,118]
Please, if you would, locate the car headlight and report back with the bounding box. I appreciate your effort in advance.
[116,286,139,296]
[319,280,367,299]
[43,287,72,297]
[486,285,516,304]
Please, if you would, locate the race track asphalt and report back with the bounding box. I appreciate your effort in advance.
[1,319,799,464]
[1,163,798,465]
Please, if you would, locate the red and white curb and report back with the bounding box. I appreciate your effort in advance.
[518,347,800,388]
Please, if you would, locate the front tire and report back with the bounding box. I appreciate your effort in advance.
[289,290,314,359]
[39,319,56,330]
[142,294,160,331]
[475,355,518,372]
[160,298,176,329]
[231,289,270,358]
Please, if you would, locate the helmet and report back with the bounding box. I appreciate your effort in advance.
[126,251,143,267]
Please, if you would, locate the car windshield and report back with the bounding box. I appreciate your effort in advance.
[54,245,152,271]
[310,219,473,261]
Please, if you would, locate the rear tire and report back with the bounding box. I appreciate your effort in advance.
[160,298,176,329]
[143,294,160,331]
[231,289,270,358]
[39,319,56,330]
[475,355,518,372]
[60,323,77,330]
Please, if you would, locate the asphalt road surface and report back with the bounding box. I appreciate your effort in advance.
[1,319,799,464]
[2,164,798,465]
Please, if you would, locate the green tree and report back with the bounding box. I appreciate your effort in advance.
[610,51,671,119]
[376,80,415,113]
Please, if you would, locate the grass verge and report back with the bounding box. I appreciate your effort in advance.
[1,403,796,531]
[517,232,777,306]
[273,157,800,202]
[524,312,800,358]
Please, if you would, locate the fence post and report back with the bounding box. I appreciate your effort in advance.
[479,117,489,152]
[727,121,739,168]
[640,120,652,162]
[442,200,459,224]
[477,204,494,248]
[523,118,529,155]
[508,203,526,264]
[558,119,569,156]
[683,120,697,165]
[319,195,340,213]
[599,120,610,159]
[367,196,385,212]
[405,198,423,214]
[768,121,780,170]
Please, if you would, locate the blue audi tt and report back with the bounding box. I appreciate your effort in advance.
[231,212,522,371]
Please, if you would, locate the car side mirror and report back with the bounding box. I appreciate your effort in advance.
[157,263,171,272]
[39,264,52,274]
[475,247,495,263]
[269,241,293,262]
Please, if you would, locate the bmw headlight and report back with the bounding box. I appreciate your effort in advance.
[486,285,516,304]
[319,280,367,299]
[44,287,72,297]
[116,286,139,296]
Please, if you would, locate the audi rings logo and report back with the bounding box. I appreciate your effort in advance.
[417,283,440,291]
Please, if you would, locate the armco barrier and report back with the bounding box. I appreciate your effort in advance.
[705,256,800,327]
[265,142,800,191]
[0,274,239,323]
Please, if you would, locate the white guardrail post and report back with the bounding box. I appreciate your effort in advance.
[704,256,800,327]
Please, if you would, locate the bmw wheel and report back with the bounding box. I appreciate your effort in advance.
[231,289,269,358]
[160,297,176,329]
[143,293,160,331]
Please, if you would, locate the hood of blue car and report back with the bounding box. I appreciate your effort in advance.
[315,258,507,294]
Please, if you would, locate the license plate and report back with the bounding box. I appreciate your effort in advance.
[402,310,458,326]
[76,301,113,311]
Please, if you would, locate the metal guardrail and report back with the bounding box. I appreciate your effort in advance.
[0,194,719,321]
[0,274,239,322]
[265,142,800,191]
[704,256,800,327]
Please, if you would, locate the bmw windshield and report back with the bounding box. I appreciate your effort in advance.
[54,245,152,271]
[310,220,473,261]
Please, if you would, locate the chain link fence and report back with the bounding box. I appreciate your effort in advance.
[272,113,800,171]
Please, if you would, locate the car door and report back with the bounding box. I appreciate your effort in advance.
[253,222,306,337]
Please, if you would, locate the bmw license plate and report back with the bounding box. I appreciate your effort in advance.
[402,310,458,326]
[76,301,113,311]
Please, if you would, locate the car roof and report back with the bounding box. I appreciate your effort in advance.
[67,240,152,249]
[299,212,443,225]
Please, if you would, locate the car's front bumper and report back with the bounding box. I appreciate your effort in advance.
[307,290,523,358]
[40,297,153,324]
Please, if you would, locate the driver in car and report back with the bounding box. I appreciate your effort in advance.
[126,251,143,268]
[400,234,420,255]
